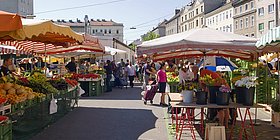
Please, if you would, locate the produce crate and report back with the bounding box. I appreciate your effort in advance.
[0,121,12,140]
[0,105,11,116]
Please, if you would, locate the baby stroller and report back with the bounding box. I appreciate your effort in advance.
[143,81,157,105]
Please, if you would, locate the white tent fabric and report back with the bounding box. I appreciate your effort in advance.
[105,46,126,55]
[137,28,257,58]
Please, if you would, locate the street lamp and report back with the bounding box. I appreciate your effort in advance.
[130,27,136,30]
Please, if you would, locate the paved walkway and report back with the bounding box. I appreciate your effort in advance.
[32,85,170,140]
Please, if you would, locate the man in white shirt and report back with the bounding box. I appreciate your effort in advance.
[127,62,136,88]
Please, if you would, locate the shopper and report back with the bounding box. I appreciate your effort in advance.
[104,60,113,92]
[157,63,168,106]
[65,57,77,73]
[142,61,152,90]
[127,62,136,88]
[179,66,187,83]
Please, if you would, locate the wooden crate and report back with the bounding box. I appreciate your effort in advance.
[205,123,226,140]
[271,111,280,128]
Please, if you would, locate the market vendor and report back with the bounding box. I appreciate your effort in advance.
[0,58,12,76]
[65,57,77,73]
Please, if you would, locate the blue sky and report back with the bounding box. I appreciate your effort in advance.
[34,0,190,43]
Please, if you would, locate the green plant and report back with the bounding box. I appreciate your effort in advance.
[271,99,280,112]
[178,80,197,92]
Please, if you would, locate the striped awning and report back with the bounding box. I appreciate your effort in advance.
[255,26,280,52]
[0,40,61,54]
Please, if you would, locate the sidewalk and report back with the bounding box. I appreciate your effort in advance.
[32,85,170,140]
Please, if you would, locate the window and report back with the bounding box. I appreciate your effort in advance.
[251,1,254,9]
[182,17,184,22]
[258,7,264,16]
[185,25,187,31]
[220,14,222,21]
[212,17,214,24]
[185,15,187,20]
[201,6,204,12]
[245,4,248,11]
[109,29,111,34]
[251,16,254,26]
[210,19,212,25]
[230,24,232,32]
[235,20,238,29]
[223,26,225,32]
[226,11,228,19]
[96,29,98,33]
[230,10,232,18]
[245,34,249,37]
[196,20,199,27]
[207,19,210,25]
[269,20,275,29]
[240,6,242,13]
[245,17,249,28]
[116,30,119,34]
[223,13,225,20]
[268,4,274,13]
[259,23,264,31]
[92,30,95,34]
[182,26,184,31]
[235,8,238,14]
[104,29,107,34]
[196,8,198,15]
[216,15,218,22]
[100,29,103,32]
[201,18,204,25]
[240,19,243,29]
[251,33,255,37]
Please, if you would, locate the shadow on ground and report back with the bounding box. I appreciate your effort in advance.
[80,86,143,101]
[31,107,157,140]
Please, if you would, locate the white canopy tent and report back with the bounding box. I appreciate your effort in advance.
[137,28,258,60]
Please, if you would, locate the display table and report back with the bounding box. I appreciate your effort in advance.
[79,78,102,96]
[168,93,265,140]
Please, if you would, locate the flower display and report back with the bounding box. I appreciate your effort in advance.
[178,80,197,92]
[199,74,225,86]
[235,76,258,89]
[219,85,231,93]
[166,72,179,83]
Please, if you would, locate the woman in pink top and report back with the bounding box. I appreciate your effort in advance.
[157,63,168,106]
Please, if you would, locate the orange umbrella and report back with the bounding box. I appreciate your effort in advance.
[0,10,22,31]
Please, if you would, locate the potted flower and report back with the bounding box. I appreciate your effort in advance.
[234,76,258,106]
[271,99,280,128]
[178,80,197,103]
[200,74,225,103]
[195,87,207,105]
[167,72,179,92]
[216,85,231,105]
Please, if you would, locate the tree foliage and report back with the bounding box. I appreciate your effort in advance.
[142,32,159,41]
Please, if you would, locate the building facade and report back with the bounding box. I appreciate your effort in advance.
[255,0,276,38]
[233,0,257,37]
[151,20,167,37]
[0,0,33,17]
[205,0,234,33]
[165,9,181,36]
[180,0,225,32]
[55,18,124,42]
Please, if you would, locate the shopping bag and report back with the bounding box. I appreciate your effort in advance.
[49,94,57,115]
[78,85,85,96]
[110,74,115,81]
[166,83,170,93]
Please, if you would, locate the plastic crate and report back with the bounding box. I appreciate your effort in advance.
[0,130,12,140]
[0,121,11,136]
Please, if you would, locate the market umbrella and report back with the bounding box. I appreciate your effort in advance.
[137,28,258,60]
[256,26,280,52]
[198,56,238,71]
[0,10,22,31]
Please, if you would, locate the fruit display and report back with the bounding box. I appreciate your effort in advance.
[0,83,45,104]
[71,73,100,80]
[65,79,78,87]
[167,72,179,83]
[48,79,68,90]
[27,72,59,95]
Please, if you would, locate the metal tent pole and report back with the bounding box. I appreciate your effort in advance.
[254,52,260,125]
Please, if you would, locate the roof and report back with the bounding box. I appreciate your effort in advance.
[113,38,135,51]
[166,11,182,24]
[53,19,123,27]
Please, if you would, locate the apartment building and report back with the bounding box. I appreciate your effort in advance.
[205,0,234,33]
[180,0,225,32]
[233,0,257,37]
[0,0,33,17]
[256,0,276,38]
[165,9,181,36]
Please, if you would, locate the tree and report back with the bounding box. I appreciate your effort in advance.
[128,43,136,51]
[142,32,159,41]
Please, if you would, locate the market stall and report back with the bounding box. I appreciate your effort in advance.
[0,11,84,139]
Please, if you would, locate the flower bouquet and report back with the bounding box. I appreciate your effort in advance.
[178,80,197,103]
[234,76,258,89]
[216,85,231,105]
[166,72,179,83]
